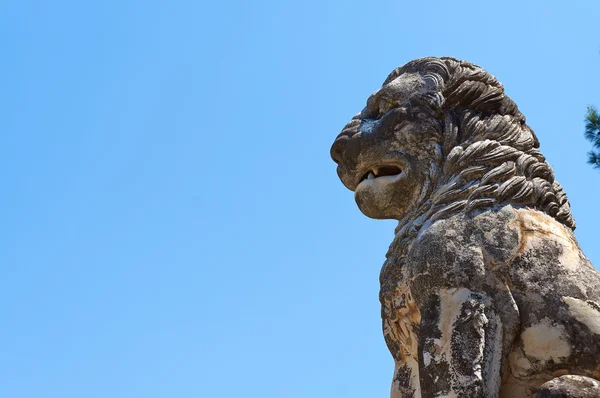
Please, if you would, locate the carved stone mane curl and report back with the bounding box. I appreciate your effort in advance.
[387,57,575,233]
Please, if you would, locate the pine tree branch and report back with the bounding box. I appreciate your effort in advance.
[584,106,600,148]
[587,150,600,168]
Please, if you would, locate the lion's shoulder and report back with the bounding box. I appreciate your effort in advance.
[404,205,522,284]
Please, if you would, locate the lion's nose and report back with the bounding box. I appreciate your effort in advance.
[330,138,346,165]
[332,116,363,165]
[331,136,363,173]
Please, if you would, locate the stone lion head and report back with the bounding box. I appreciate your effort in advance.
[331,57,575,231]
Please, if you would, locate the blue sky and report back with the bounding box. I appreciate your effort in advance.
[2,1,600,397]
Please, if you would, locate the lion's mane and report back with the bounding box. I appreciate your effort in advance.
[385,57,575,240]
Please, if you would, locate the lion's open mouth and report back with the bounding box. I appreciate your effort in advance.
[359,166,402,183]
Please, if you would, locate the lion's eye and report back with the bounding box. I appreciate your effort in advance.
[366,93,401,119]
[377,99,400,118]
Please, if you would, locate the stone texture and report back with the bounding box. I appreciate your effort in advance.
[330,57,600,398]
[536,375,600,397]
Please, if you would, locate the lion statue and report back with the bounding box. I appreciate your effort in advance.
[330,57,600,398]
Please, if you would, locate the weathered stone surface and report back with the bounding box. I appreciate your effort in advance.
[536,375,600,397]
[330,57,600,397]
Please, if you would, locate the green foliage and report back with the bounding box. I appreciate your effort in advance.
[584,105,600,168]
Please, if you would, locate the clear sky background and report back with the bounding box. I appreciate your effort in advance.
[2,1,600,397]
